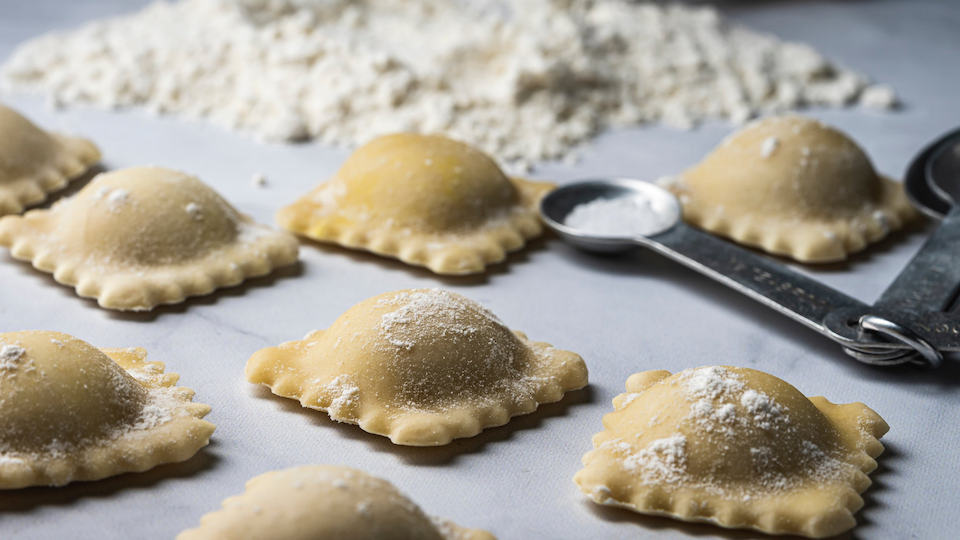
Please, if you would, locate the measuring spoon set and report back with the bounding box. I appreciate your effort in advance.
[541,128,960,369]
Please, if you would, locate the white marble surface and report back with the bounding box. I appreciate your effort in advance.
[1,1,958,539]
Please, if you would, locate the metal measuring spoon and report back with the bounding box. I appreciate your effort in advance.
[904,128,960,219]
[927,138,960,313]
[875,134,960,315]
[541,179,882,349]
[542,179,947,366]
[823,133,960,367]
[928,134,960,208]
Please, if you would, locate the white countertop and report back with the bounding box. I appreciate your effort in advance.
[1,1,958,539]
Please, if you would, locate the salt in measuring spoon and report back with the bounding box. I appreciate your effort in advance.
[540,179,934,365]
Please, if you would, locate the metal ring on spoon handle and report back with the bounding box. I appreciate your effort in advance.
[842,346,919,366]
[827,138,960,353]
[824,307,960,352]
[859,315,943,369]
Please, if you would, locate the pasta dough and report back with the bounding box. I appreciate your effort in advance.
[0,103,100,216]
[276,133,553,275]
[664,116,917,262]
[0,166,299,310]
[574,366,888,538]
[0,331,215,489]
[177,465,495,540]
[246,288,588,446]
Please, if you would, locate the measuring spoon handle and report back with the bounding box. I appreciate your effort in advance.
[874,206,960,314]
[640,222,869,339]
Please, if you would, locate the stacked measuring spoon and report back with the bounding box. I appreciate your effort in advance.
[825,128,960,366]
[542,128,960,369]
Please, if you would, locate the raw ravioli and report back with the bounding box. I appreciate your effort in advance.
[246,288,588,446]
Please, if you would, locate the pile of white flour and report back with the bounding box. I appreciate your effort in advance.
[0,0,892,167]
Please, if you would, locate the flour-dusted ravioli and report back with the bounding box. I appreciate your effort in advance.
[177,465,495,540]
[664,116,917,262]
[246,288,588,446]
[0,331,215,489]
[0,166,299,310]
[574,366,888,538]
[0,104,100,216]
[276,133,554,275]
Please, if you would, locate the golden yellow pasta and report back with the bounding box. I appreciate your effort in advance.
[665,116,917,262]
[177,466,496,540]
[277,133,553,275]
[574,366,888,538]
[246,288,588,446]
[0,331,215,489]
[0,103,100,216]
[0,166,299,310]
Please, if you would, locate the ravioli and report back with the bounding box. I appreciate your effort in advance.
[664,116,917,262]
[0,166,300,310]
[246,288,588,446]
[0,331,215,489]
[276,133,553,275]
[0,103,100,216]
[574,366,888,538]
[177,465,495,540]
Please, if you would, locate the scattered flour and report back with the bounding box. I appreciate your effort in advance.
[129,389,177,432]
[375,288,503,352]
[760,136,780,158]
[689,399,738,436]
[126,362,163,382]
[872,210,891,233]
[0,0,893,167]
[323,375,360,417]
[740,388,784,431]
[185,202,204,220]
[565,195,677,237]
[365,288,546,413]
[0,344,26,371]
[432,517,480,540]
[95,187,131,210]
[607,367,852,497]
[0,455,27,466]
[860,84,899,110]
[680,366,745,401]
[621,434,688,484]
